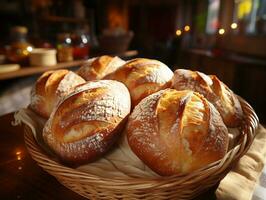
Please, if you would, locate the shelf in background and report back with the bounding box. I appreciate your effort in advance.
[0,50,139,81]
[0,60,86,81]
[41,15,88,24]
[187,49,266,66]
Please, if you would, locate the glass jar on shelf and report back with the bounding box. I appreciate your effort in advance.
[56,33,73,62]
[71,30,90,60]
[6,26,34,65]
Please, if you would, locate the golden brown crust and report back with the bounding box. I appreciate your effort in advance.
[127,89,229,176]
[43,80,131,165]
[104,58,173,106]
[30,70,85,118]
[77,55,125,81]
[172,69,243,127]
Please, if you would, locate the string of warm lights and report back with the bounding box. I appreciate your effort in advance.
[175,25,190,36]
[175,22,238,37]
[231,23,238,29]
[218,22,238,35]
[184,25,190,32]
[16,150,22,160]
[176,29,182,36]
[218,28,225,35]
[16,150,23,171]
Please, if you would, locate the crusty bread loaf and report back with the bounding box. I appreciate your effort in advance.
[104,58,173,106]
[172,69,243,127]
[127,89,229,176]
[43,80,131,165]
[30,69,85,118]
[77,55,125,81]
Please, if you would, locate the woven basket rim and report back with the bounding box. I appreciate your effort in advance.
[24,96,259,188]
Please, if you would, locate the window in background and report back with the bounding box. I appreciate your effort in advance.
[233,0,266,35]
[206,0,221,34]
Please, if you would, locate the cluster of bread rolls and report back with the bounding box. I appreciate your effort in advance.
[30,55,244,175]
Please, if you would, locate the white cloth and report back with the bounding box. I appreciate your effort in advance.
[13,109,157,178]
[216,125,266,200]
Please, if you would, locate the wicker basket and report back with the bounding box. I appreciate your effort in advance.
[24,97,259,200]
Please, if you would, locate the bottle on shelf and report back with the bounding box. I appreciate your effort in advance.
[72,29,90,60]
[56,33,73,62]
[6,26,34,66]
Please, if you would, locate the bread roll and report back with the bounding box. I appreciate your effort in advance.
[104,58,173,106]
[77,55,125,81]
[127,89,229,176]
[172,69,243,127]
[30,69,85,118]
[43,80,131,165]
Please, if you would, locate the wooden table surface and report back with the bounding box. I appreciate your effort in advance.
[0,112,217,200]
[0,113,85,200]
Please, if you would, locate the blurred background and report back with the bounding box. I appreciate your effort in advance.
[0,0,266,123]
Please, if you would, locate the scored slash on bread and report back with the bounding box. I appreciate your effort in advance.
[127,89,229,176]
[172,69,243,128]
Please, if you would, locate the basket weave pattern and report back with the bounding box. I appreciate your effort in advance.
[24,97,259,200]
